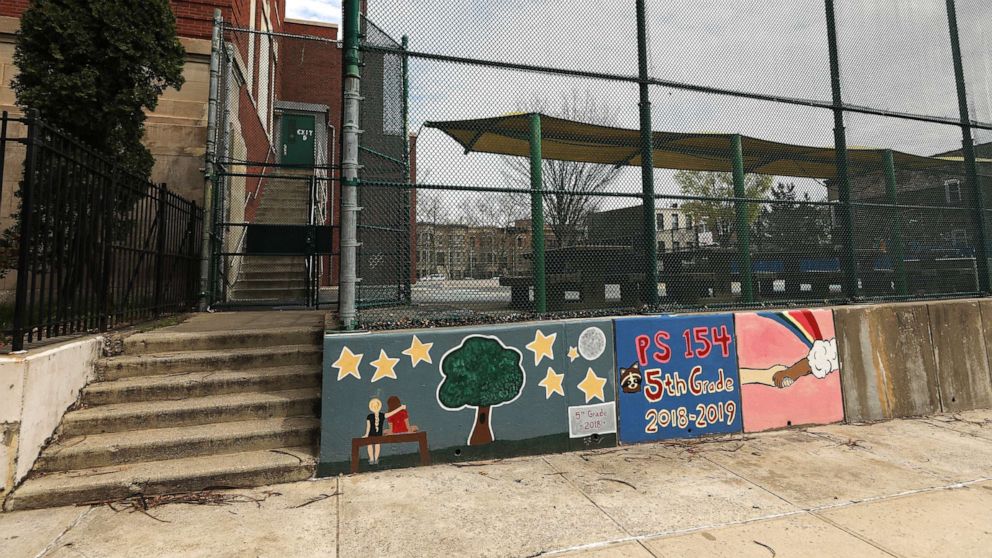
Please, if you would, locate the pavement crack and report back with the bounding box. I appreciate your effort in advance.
[36,506,95,558]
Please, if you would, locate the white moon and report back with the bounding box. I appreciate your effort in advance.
[577,327,607,361]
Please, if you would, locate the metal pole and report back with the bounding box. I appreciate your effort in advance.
[825,0,860,300]
[401,35,412,304]
[731,134,754,303]
[946,0,991,293]
[882,150,908,296]
[11,111,39,352]
[529,113,546,313]
[340,0,363,329]
[199,8,223,310]
[636,0,659,306]
[154,183,169,315]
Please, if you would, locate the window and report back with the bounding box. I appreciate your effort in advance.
[657,240,666,252]
[673,241,681,251]
[945,179,962,204]
[686,216,693,229]
[672,214,680,230]
[656,213,665,230]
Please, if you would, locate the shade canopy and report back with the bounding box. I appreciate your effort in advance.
[424,113,963,180]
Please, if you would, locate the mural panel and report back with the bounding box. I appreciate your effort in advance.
[735,309,844,432]
[614,314,743,444]
[319,320,617,475]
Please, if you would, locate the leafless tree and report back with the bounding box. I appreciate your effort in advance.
[502,91,623,248]
[458,192,528,277]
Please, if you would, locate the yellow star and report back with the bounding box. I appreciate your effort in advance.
[538,367,565,399]
[370,350,400,383]
[568,346,579,362]
[577,368,607,403]
[333,346,363,381]
[525,329,557,366]
[402,335,433,367]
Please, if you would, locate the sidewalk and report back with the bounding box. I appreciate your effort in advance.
[4,411,991,558]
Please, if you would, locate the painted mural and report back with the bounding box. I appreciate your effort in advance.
[735,309,844,432]
[319,320,617,475]
[614,314,743,444]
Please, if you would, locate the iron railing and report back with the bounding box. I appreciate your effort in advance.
[1,111,203,352]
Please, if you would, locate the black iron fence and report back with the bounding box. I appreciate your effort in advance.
[1,111,203,351]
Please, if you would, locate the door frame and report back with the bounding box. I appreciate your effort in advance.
[274,101,329,169]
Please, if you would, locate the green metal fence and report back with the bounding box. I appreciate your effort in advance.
[346,0,992,330]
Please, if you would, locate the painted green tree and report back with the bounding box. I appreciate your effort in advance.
[439,336,525,446]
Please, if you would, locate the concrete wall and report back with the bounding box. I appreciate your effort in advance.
[836,298,992,421]
[322,297,992,474]
[0,17,211,205]
[320,319,618,475]
[0,337,101,499]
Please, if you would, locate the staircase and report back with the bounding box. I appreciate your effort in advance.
[231,176,312,304]
[4,312,324,511]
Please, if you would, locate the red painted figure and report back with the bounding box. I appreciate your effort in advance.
[385,396,419,435]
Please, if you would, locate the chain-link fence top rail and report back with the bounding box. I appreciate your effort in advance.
[346,0,992,330]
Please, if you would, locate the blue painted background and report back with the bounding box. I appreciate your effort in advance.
[614,314,743,443]
[319,319,617,475]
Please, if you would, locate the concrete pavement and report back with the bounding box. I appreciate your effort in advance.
[3,410,991,558]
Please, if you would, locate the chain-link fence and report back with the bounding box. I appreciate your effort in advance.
[342,0,992,330]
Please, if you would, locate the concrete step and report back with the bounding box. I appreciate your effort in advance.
[234,278,308,290]
[232,287,308,301]
[81,366,321,405]
[97,345,322,380]
[123,326,320,354]
[35,418,319,473]
[5,446,316,511]
[241,269,307,280]
[61,388,320,437]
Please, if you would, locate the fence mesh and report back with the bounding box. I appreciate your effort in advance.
[345,0,992,329]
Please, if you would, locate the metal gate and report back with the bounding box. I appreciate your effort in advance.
[206,22,341,308]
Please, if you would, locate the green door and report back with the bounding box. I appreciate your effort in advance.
[281,113,316,166]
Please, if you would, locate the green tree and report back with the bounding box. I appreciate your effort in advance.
[438,336,525,446]
[757,183,832,251]
[12,0,185,179]
[675,171,773,246]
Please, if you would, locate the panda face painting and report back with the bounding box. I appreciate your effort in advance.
[619,363,642,393]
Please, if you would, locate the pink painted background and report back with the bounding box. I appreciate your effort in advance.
[735,309,844,432]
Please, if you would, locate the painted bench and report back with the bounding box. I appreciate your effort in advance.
[350,431,431,473]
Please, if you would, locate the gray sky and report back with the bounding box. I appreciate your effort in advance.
[286,0,341,23]
[290,1,991,208]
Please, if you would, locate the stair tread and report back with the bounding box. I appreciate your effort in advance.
[66,388,320,422]
[100,344,321,366]
[126,326,320,344]
[43,417,319,460]
[9,446,316,507]
[84,365,320,394]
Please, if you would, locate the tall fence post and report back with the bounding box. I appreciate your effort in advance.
[882,150,908,296]
[731,134,754,303]
[98,164,115,331]
[340,0,363,329]
[11,111,39,352]
[946,0,991,293]
[824,0,860,300]
[153,183,169,315]
[401,34,412,305]
[635,0,659,306]
[529,113,546,313]
[200,8,223,310]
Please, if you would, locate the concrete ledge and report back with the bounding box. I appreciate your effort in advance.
[930,299,992,412]
[0,336,101,499]
[835,302,940,422]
